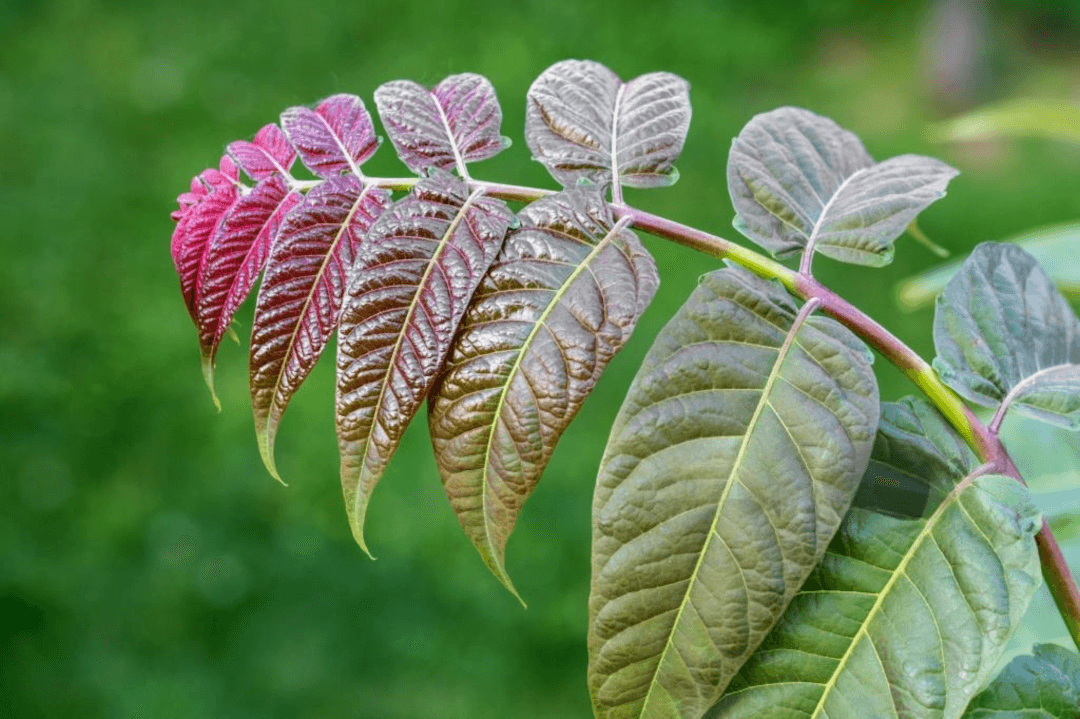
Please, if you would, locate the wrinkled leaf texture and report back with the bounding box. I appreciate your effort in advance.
[374,73,510,175]
[525,59,691,190]
[428,187,658,596]
[196,175,302,404]
[728,107,958,267]
[281,94,380,178]
[250,175,390,480]
[171,156,240,321]
[933,243,1080,430]
[707,397,1042,719]
[589,266,879,719]
[963,643,1080,719]
[335,170,515,559]
[227,122,298,181]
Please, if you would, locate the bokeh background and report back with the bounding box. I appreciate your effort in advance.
[2,0,1079,716]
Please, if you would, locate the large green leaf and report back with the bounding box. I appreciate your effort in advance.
[589,266,879,719]
[707,399,1042,719]
[428,188,658,597]
[896,222,1080,311]
[727,107,957,268]
[963,643,1080,719]
[933,243,1080,431]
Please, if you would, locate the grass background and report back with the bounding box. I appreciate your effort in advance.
[1,0,1078,716]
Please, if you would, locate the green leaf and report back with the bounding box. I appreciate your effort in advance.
[962,643,1080,718]
[896,222,1080,311]
[933,243,1080,431]
[707,400,1042,719]
[727,107,958,268]
[428,188,658,597]
[589,266,879,719]
[932,98,1080,145]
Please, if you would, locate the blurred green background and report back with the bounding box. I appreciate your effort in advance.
[2,0,1079,716]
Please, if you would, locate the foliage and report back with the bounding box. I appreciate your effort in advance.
[168,59,1080,718]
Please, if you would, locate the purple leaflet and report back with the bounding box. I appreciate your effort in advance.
[228,123,298,181]
[427,188,658,596]
[335,170,514,561]
[281,94,379,179]
[171,156,242,323]
[196,175,302,406]
[250,174,390,480]
[374,73,509,175]
[525,60,691,191]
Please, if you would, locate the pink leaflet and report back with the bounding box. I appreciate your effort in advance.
[196,175,301,381]
[374,73,507,174]
[171,177,240,323]
[280,94,379,179]
[228,123,297,181]
[249,174,390,480]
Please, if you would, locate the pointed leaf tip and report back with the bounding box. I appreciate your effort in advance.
[250,175,390,483]
[428,187,658,599]
[335,170,515,571]
[525,60,691,192]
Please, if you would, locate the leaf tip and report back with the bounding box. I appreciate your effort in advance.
[200,355,222,412]
[255,425,287,486]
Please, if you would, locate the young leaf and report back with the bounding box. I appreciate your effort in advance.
[227,123,298,181]
[374,73,510,175]
[195,176,302,404]
[525,59,691,191]
[962,643,1080,718]
[250,175,390,480]
[428,187,659,596]
[933,243,1080,431]
[707,468,1042,719]
[281,94,380,179]
[335,170,514,560]
[589,266,879,719]
[727,107,958,268]
[171,157,241,322]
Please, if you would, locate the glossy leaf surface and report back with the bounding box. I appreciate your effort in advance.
[250,175,390,480]
[196,176,301,403]
[589,266,879,719]
[933,243,1080,429]
[374,73,509,175]
[227,123,298,181]
[428,188,658,594]
[281,94,379,179]
[963,643,1080,719]
[728,107,957,267]
[335,171,514,558]
[171,157,241,322]
[707,398,1040,718]
[525,59,691,190]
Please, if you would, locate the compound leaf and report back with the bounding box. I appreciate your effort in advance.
[428,187,658,595]
[374,73,510,175]
[227,123,298,181]
[728,107,957,267]
[281,94,380,179]
[707,398,1041,718]
[335,170,514,561]
[933,243,1080,430]
[196,175,302,405]
[963,643,1080,719]
[250,175,390,481]
[589,266,879,719]
[525,59,691,191]
[171,156,241,322]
